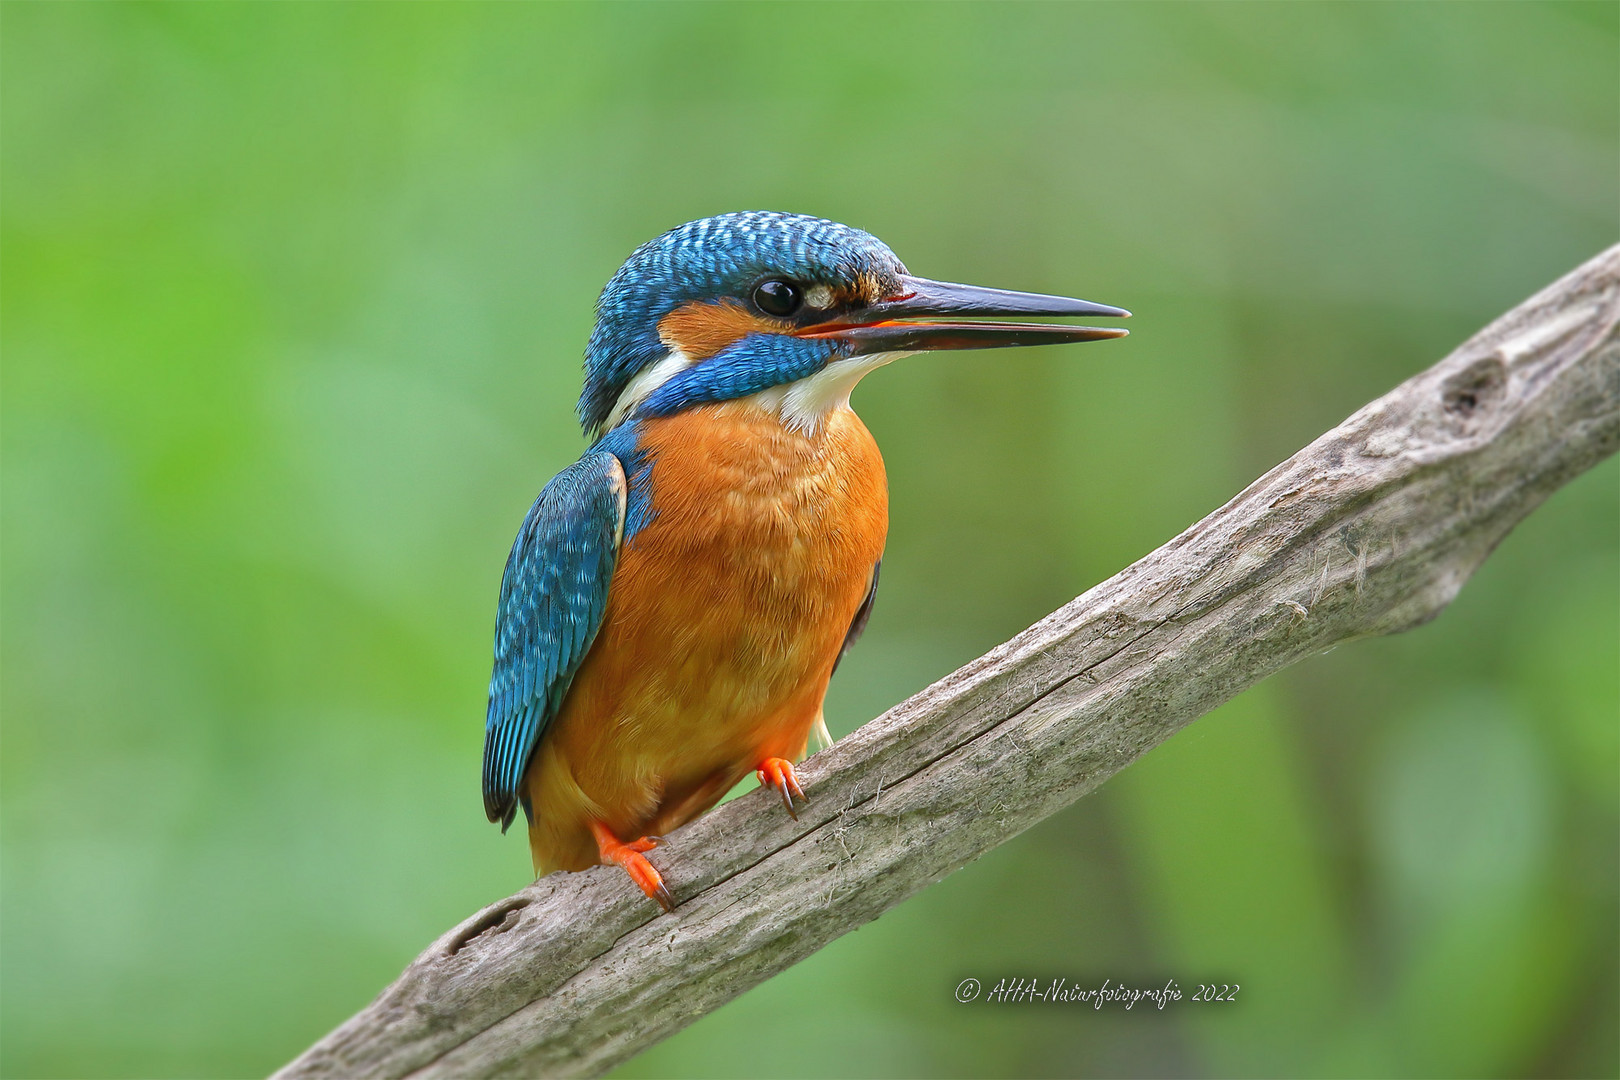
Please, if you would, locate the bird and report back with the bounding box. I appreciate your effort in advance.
[481,211,1128,911]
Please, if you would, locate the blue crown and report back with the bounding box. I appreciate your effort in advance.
[577,212,907,437]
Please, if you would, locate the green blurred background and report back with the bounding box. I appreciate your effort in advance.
[4,3,1616,1077]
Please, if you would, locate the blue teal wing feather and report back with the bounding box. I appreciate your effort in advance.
[482,451,627,831]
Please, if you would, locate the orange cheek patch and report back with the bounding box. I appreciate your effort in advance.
[657,300,788,360]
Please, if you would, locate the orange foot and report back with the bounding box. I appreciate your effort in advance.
[756,757,808,820]
[589,819,674,913]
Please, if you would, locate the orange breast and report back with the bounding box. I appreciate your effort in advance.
[524,401,888,874]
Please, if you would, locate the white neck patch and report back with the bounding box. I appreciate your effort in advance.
[601,348,695,432]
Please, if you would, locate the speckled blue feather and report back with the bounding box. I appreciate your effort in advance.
[483,451,624,830]
[591,421,655,540]
[578,211,906,436]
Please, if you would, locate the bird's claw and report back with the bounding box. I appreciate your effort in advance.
[590,821,675,913]
[756,757,808,821]
[636,864,675,914]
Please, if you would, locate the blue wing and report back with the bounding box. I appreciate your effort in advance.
[483,451,627,831]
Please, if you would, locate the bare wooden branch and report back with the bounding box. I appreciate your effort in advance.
[277,246,1620,1080]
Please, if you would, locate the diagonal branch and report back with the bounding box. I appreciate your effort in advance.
[277,245,1620,1080]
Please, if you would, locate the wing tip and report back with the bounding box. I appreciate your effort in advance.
[485,788,533,833]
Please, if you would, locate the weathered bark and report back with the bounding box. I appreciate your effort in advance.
[277,245,1620,1080]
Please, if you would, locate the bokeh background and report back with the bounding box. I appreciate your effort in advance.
[4,3,1616,1077]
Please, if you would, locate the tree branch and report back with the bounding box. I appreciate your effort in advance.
[277,246,1620,1080]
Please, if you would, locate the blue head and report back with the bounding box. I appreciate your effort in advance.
[578,211,1129,439]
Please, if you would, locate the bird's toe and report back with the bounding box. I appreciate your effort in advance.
[589,820,676,913]
[756,757,808,820]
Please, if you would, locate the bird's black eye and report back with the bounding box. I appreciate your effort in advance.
[753,279,802,317]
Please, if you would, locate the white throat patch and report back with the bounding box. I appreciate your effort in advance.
[745,352,909,434]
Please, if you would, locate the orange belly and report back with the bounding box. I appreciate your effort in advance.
[523,401,888,874]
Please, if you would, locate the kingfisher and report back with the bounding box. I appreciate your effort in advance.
[481,212,1127,911]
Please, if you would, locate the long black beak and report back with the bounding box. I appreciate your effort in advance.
[797,275,1129,356]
